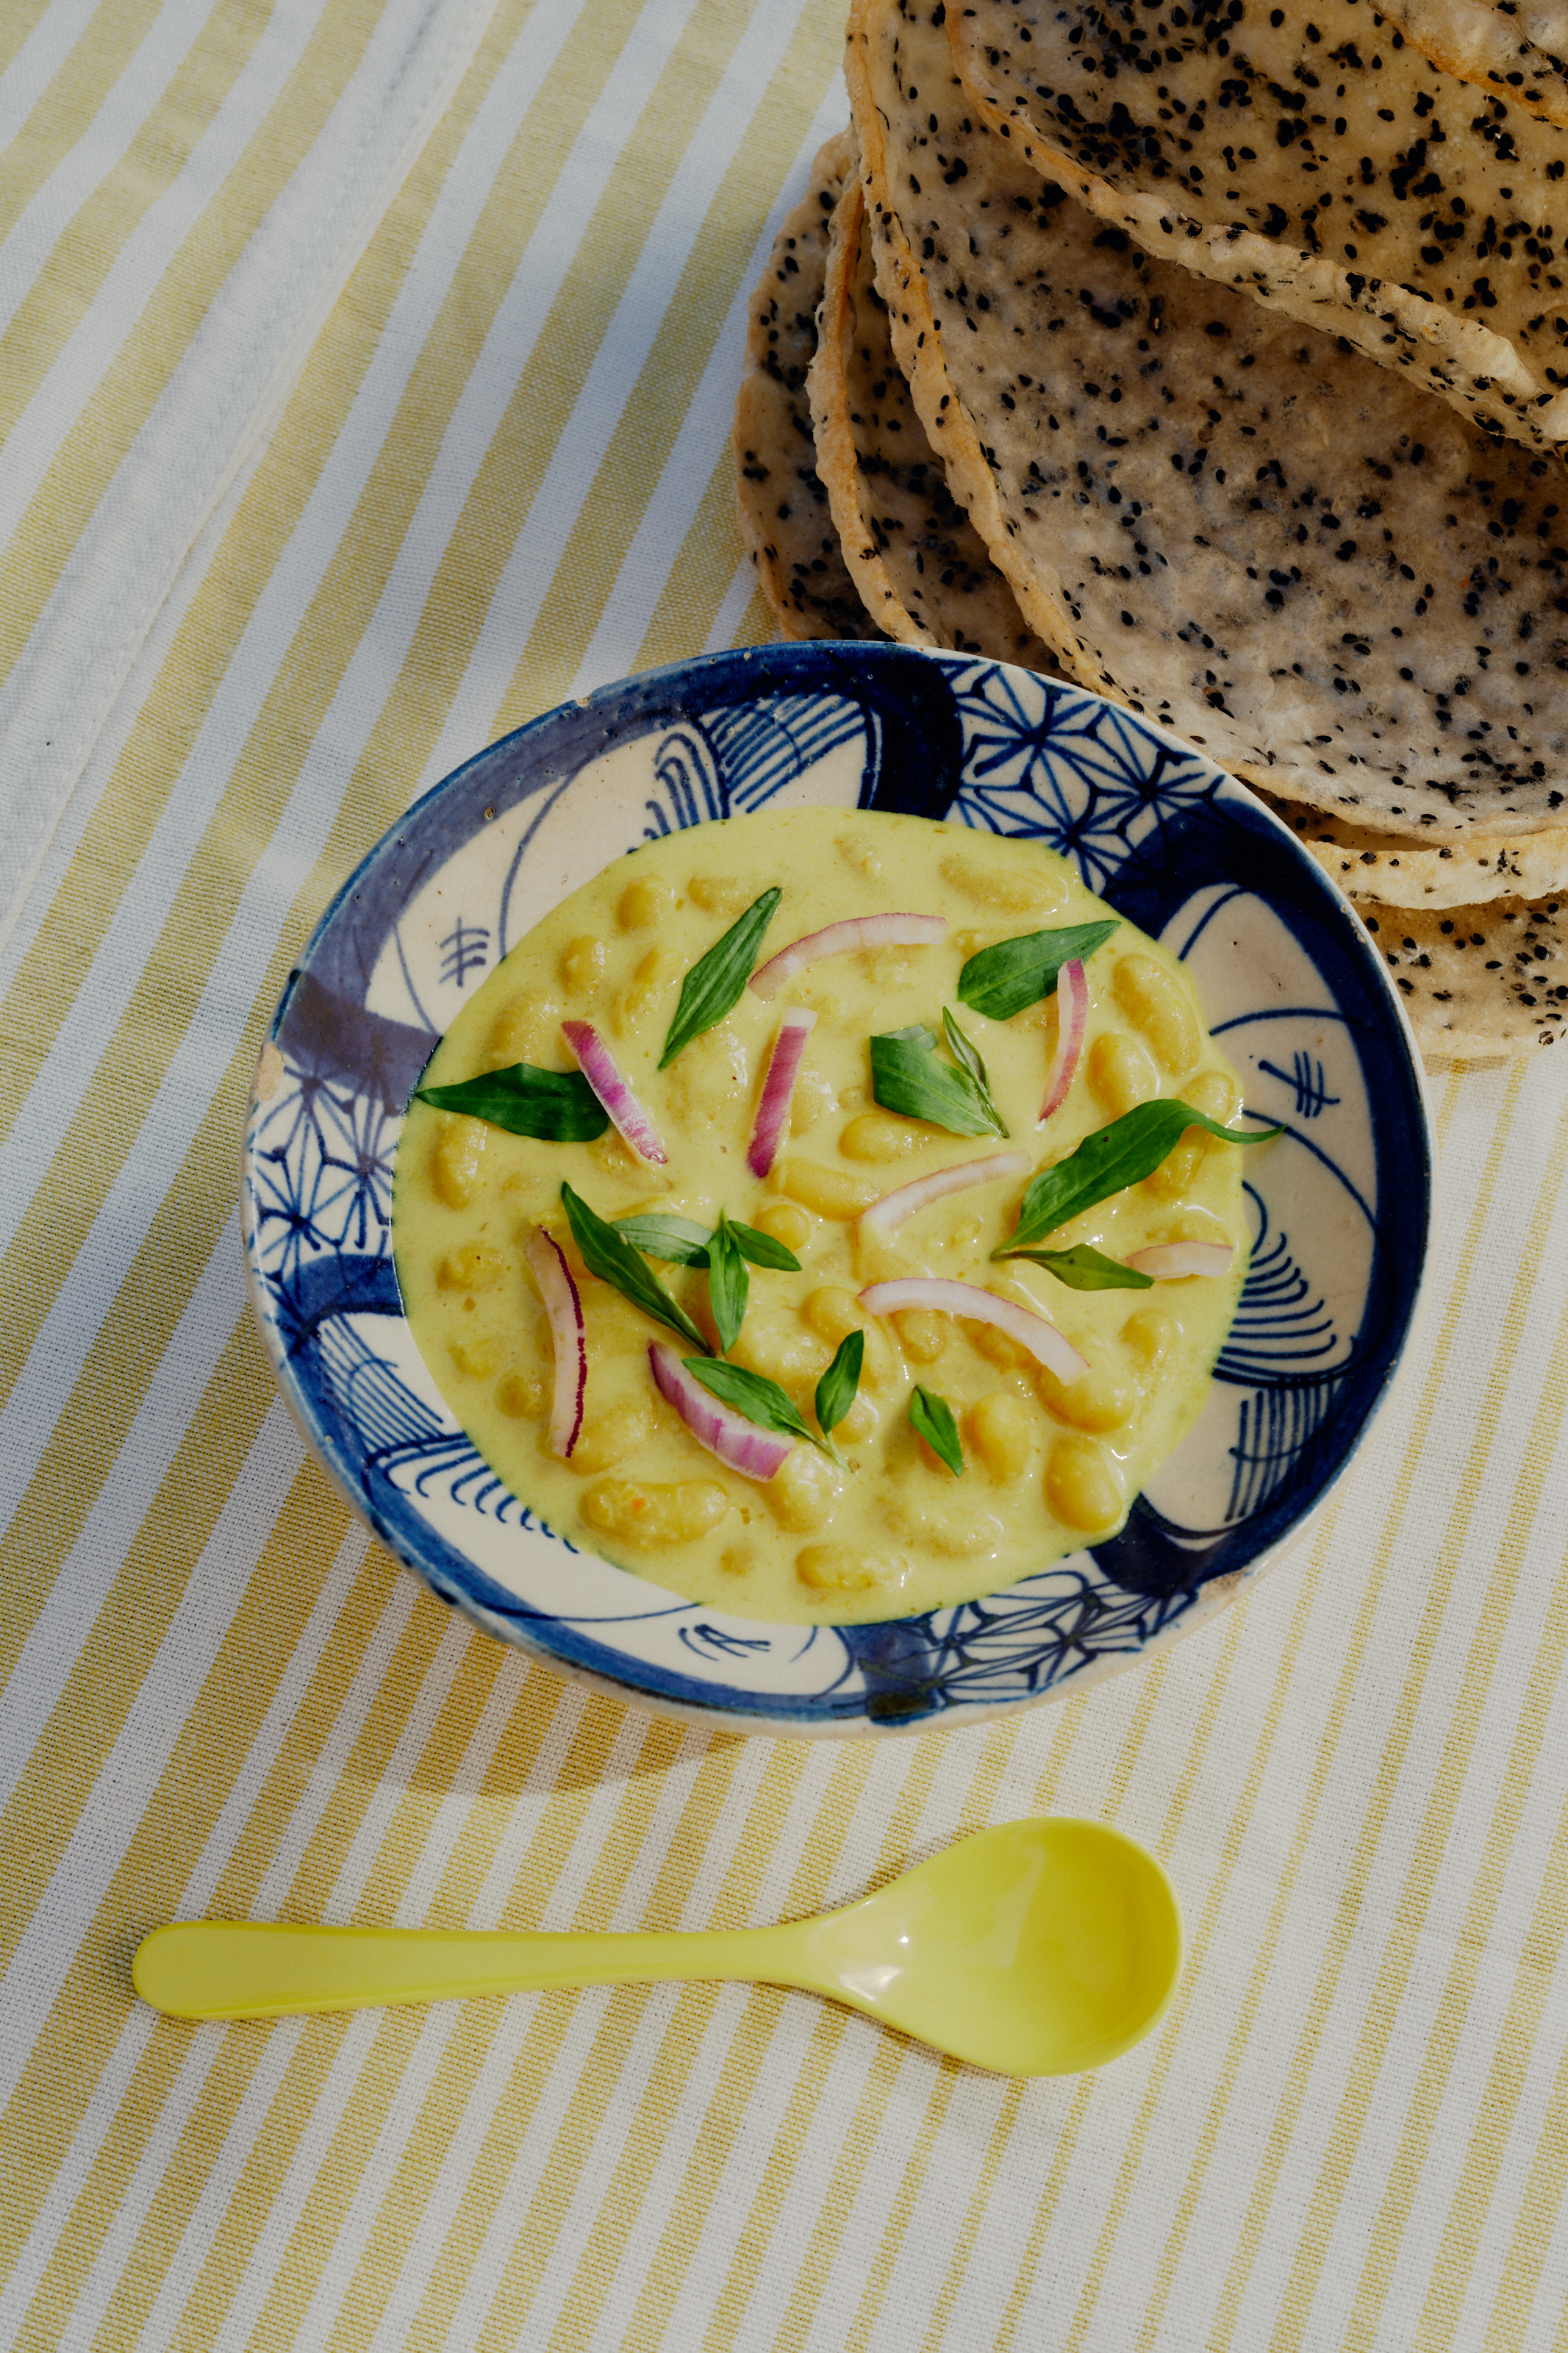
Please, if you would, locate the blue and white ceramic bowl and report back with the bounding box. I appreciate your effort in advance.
[243,645,1431,1736]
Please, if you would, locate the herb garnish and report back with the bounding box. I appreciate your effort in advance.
[1004,1243,1155,1292]
[941,1007,1005,1124]
[610,1213,801,1273]
[995,1100,1281,1258]
[909,1386,964,1477]
[815,1330,864,1440]
[612,1213,715,1265]
[871,1021,1009,1139]
[560,1183,710,1352]
[956,921,1119,1023]
[706,1213,748,1354]
[659,888,782,1068]
[415,1063,609,1142]
[727,1221,803,1271]
[684,1357,846,1466]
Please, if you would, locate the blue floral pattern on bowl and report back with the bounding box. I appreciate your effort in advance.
[243,645,1430,1735]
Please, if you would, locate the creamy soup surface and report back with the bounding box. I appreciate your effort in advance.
[393,807,1250,1624]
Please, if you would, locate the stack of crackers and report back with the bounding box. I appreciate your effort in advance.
[734,0,1568,1063]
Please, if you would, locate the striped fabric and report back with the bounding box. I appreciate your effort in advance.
[1,3,1567,2346]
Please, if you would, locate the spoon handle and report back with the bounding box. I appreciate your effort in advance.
[132,1919,806,2021]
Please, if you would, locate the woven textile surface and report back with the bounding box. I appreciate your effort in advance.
[3,1,1568,2346]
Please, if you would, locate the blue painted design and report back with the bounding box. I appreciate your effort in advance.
[947,664,1225,893]
[250,1068,393,1290]
[1225,1379,1347,1523]
[645,725,723,834]
[243,643,1430,1734]
[640,692,874,840]
[705,690,871,810]
[839,1569,1198,1724]
[438,918,490,990]
[681,1624,773,1660]
[1211,1196,1351,1521]
[1217,1204,1341,1382]
[301,1293,579,1549]
[1258,1051,1340,1119]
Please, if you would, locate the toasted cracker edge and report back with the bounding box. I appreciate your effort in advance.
[845,1,1090,676]
[733,128,862,642]
[806,166,934,649]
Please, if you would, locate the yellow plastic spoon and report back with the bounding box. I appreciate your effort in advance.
[132,1816,1179,2077]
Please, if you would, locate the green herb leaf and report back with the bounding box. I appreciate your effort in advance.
[909,1385,964,1477]
[684,1356,840,1464]
[607,1213,804,1284]
[941,1005,988,1092]
[727,1220,801,1271]
[415,1063,609,1142]
[815,1330,864,1438]
[560,1183,711,1352]
[956,920,1120,1022]
[606,1213,801,1275]
[612,1213,713,1265]
[941,1007,1006,1133]
[658,887,782,1068]
[707,1213,749,1355]
[995,1100,1281,1257]
[1006,1243,1155,1292]
[870,1022,1009,1140]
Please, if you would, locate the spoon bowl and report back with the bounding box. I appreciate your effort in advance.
[133,1817,1181,2077]
[796,1817,1182,2074]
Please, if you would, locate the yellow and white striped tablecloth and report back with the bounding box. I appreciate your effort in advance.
[3,3,1568,2346]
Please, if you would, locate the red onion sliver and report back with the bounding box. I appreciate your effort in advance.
[858,1277,1089,1384]
[747,1006,817,1178]
[526,1228,587,1457]
[561,1018,667,1164]
[648,1343,794,1482]
[1038,957,1088,1125]
[748,912,946,1001]
[1125,1240,1236,1281]
[859,1149,1031,1238]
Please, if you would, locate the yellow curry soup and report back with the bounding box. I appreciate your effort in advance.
[393,807,1249,1624]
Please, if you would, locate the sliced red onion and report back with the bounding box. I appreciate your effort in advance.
[525,1227,587,1457]
[859,1277,1089,1385]
[748,912,947,1001]
[1125,1240,1236,1280]
[561,1019,667,1164]
[748,1007,818,1178]
[1039,957,1088,1124]
[648,1342,794,1481]
[859,1149,1031,1238]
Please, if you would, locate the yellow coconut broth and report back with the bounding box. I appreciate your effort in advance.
[392,807,1251,1624]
